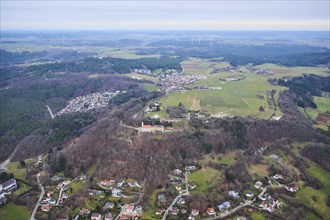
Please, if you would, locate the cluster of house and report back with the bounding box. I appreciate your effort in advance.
[144,102,160,113]
[0,178,18,204]
[253,69,274,75]
[56,91,124,116]
[123,204,143,215]
[114,204,143,220]
[159,73,207,93]
[99,179,136,190]
[192,85,222,90]
[56,180,71,190]
[133,68,179,78]
[40,191,57,206]
[220,75,245,82]
[258,193,281,212]
[90,212,113,220]
[271,173,299,193]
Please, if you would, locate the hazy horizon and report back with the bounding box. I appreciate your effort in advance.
[1,1,329,31]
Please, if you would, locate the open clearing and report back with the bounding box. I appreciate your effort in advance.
[0,202,30,220]
[188,167,221,193]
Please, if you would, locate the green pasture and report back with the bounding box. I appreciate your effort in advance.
[0,202,30,220]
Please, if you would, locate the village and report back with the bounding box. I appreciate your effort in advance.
[56,91,125,116]
[133,68,207,93]
[0,144,316,220]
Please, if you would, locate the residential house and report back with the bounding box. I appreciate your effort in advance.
[171,207,179,215]
[117,180,125,188]
[185,166,197,171]
[273,174,284,180]
[191,209,199,216]
[207,208,216,215]
[288,185,299,193]
[246,192,254,198]
[91,213,102,220]
[177,197,185,205]
[1,178,17,192]
[104,213,113,220]
[173,169,182,175]
[218,201,231,212]
[175,185,182,191]
[112,188,122,197]
[49,198,57,205]
[134,205,142,213]
[103,202,115,210]
[41,205,52,212]
[155,209,163,215]
[100,179,112,187]
[228,190,240,199]
[158,194,166,203]
[79,208,90,215]
[254,181,263,189]
[62,193,68,199]
[189,182,196,190]
[125,205,135,214]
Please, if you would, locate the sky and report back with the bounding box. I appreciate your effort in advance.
[1,1,329,31]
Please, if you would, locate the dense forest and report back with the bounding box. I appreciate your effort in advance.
[277,74,330,108]
[0,73,148,161]
[301,144,330,171]
[138,42,330,66]
[0,49,94,65]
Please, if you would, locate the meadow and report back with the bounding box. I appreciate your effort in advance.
[0,202,30,220]
[158,59,329,119]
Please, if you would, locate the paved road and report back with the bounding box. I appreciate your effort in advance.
[56,178,76,206]
[185,171,189,194]
[162,172,189,220]
[0,147,18,170]
[203,183,277,220]
[46,105,55,119]
[203,200,253,220]
[30,174,45,220]
[161,191,190,220]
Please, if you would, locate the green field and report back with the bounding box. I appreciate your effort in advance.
[0,202,30,220]
[296,163,330,219]
[141,189,163,220]
[158,59,329,119]
[160,72,283,118]
[181,58,230,75]
[188,167,221,192]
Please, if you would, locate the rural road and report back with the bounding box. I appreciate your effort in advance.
[203,200,253,220]
[0,147,18,171]
[30,173,45,220]
[56,178,76,206]
[162,171,189,220]
[46,105,55,119]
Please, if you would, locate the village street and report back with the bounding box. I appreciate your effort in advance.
[162,171,189,220]
[30,174,45,220]
[56,178,76,206]
[202,182,282,220]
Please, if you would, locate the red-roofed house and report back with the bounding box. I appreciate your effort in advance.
[41,205,52,212]
[207,208,215,215]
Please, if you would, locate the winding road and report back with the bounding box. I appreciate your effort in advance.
[162,171,189,220]
[30,174,45,220]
